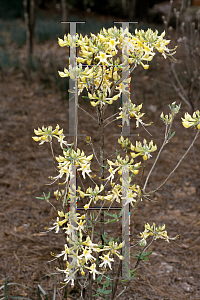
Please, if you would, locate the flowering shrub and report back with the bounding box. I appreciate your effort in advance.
[33,26,200,299]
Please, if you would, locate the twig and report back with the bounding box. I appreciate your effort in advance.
[104,118,119,128]
[78,104,97,122]
[143,124,170,192]
[114,237,155,300]
[104,112,119,123]
[134,237,154,270]
[90,142,101,166]
[111,259,122,300]
[49,141,59,172]
[148,129,199,195]
[171,63,188,100]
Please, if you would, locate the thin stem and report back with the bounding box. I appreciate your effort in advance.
[148,129,199,195]
[115,237,155,300]
[78,104,97,122]
[90,142,101,166]
[143,125,168,192]
[111,259,122,300]
[105,148,124,160]
[94,199,107,223]
[152,79,172,87]
[171,63,192,110]
[88,273,93,300]
[104,117,119,128]
[49,141,59,172]
[171,78,192,110]
[139,162,145,186]
[104,112,119,123]
[115,286,128,300]
[134,237,154,270]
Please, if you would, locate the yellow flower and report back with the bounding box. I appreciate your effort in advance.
[85,263,100,280]
[95,52,112,65]
[77,163,92,179]
[140,223,179,243]
[182,111,200,129]
[33,125,64,145]
[131,139,157,160]
[99,252,114,270]
[78,247,95,264]
[84,203,90,211]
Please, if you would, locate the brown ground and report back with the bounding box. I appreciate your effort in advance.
[0,37,200,300]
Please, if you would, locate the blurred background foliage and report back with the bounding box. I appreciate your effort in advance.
[0,0,166,20]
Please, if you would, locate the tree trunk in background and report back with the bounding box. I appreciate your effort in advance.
[121,0,128,16]
[129,0,137,20]
[61,0,68,36]
[23,0,35,59]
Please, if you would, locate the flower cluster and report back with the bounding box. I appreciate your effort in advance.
[106,154,141,181]
[182,110,200,129]
[58,26,176,112]
[117,101,152,128]
[130,139,157,160]
[79,184,105,210]
[48,210,125,285]
[160,102,181,125]
[134,29,177,60]
[118,135,131,151]
[53,147,93,183]
[32,125,69,147]
[139,223,179,247]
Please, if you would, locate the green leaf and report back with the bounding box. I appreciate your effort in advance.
[37,285,48,300]
[145,251,152,257]
[106,275,111,284]
[102,234,108,244]
[92,293,109,299]
[94,231,101,235]
[130,268,137,275]
[36,192,50,202]
[104,211,115,218]
[105,219,117,224]
[95,276,102,282]
[170,131,175,138]
[121,272,136,282]
[4,277,8,300]
[102,289,112,295]
[135,251,152,261]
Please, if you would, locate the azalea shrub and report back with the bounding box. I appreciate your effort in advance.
[33,26,200,299]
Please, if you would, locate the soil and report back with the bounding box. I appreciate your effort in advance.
[0,36,200,300]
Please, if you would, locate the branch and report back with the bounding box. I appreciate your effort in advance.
[78,104,97,122]
[148,129,199,195]
[143,122,172,192]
